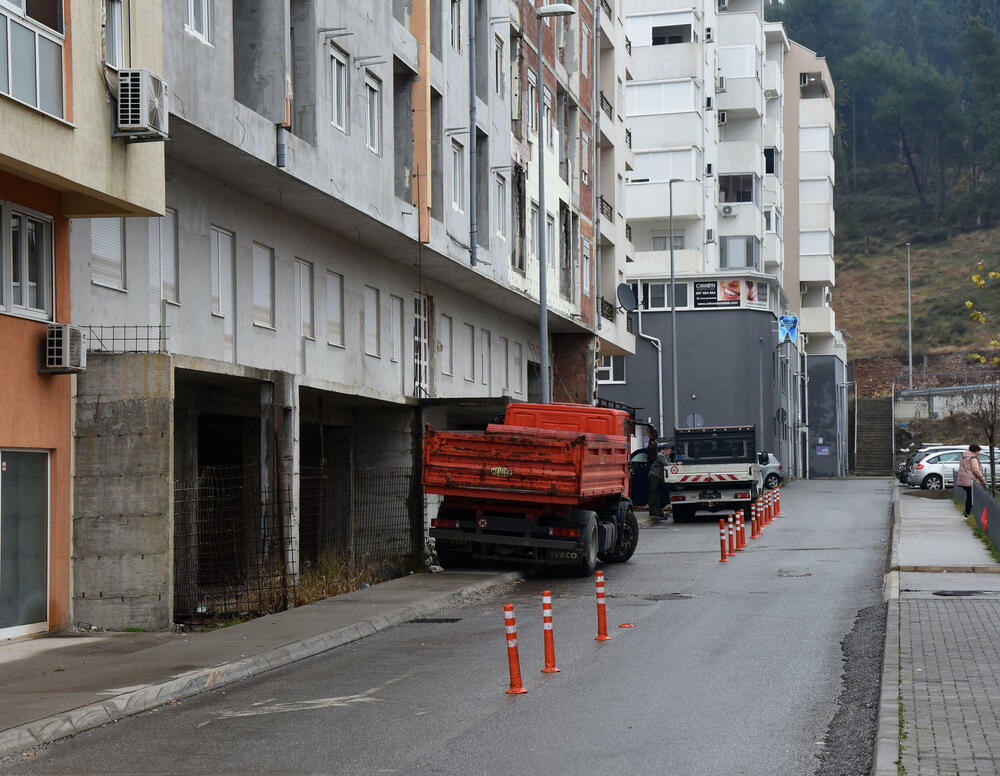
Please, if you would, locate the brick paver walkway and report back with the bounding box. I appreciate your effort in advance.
[899,599,1000,775]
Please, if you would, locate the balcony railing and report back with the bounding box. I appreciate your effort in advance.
[600,0,613,19]
[625,36,632,55]
[599,196,614,221]
[599,91,613,121]
[625,128,632,148]
[600,297,616,322]
[625,224,632,242]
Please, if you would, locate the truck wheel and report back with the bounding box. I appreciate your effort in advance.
[600,508,639,564]
[578,516,599,577]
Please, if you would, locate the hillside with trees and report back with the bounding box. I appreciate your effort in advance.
[767,0,1000,360]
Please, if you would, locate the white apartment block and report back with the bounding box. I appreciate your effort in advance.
[66,0,634,630]
[599,0,846,480]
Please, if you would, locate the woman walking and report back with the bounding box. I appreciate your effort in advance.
[956,444,987,518]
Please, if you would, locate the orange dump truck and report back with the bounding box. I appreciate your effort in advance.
[424,403,639,576]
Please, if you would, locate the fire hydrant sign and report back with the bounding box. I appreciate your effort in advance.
[778,315,798,344]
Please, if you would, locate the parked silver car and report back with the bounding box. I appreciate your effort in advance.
[760,452,783,489]
[908,448,997,490]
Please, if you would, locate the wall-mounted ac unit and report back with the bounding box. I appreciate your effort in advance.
[718,111,727,125]
[705,26,713,42]
[39,323,87,374]
[764,88,779,100]
[720,204,736,217]
[717,76,726,92]
[706,228,715,243]
[117,69,169,138]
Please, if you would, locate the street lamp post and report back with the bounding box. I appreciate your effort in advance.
[669,178,681,429]
[535,3,576,404]
[906,241,913,390]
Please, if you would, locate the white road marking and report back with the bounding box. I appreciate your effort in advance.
[217,675,409,719]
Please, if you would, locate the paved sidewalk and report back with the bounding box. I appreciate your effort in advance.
[874,487,1000,776]
[0,570,520,757]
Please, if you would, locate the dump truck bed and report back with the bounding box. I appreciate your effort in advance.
[423,424,630,505]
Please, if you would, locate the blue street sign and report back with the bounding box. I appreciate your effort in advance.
[778,315,798,344]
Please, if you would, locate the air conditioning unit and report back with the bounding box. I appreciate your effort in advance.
[764,88,779,100]
[718,111,727,125]
[720,204,736,217]
[39,323,87,374]
[117,69,169,138]
[800,282,809,293]
[705,27,713,42]
[706,228,715,243]
[717,76,726,92]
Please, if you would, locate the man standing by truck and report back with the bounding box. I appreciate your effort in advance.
[648,443,671,520]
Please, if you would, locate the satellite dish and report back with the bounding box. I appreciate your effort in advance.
[616,283,637,312]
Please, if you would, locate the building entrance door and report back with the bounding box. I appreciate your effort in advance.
[0,450,49,639]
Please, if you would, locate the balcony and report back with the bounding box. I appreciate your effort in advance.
[628,112,701,149]
[631,248,703,275]
[601,296,616,322]
[799,253,835,286]
[800,202,834,231]
[718,140,762,172]
[600,91,614,121]
[800,305,836,337]
[626,180,703,221]
[599,195,614,221]
[625,36,632,55]
[625,128,632,148]
[631,43,700,82]
[717,77,763,117]
[625,223,632,242]
[600,0,613,18]
[800,99,835,127]
[799,151,835,181]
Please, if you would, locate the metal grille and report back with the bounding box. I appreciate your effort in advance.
[174,465,294,620]
[118,69,142,128]
[84,324,168,353]
[299,465,416,571]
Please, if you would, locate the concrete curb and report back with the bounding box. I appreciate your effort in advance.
[889,484,901,572]
[0,571,522,757]
[871,599,901,776]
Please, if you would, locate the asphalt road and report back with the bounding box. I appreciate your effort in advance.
[6,479,890,776]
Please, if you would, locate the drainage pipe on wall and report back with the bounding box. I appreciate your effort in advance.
[636,304,664,435]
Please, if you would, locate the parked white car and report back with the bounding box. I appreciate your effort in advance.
[908,448,997,490]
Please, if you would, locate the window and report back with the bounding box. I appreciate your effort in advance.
[209,226,235,359]
[463,322,475,380]
[543,87,553,146]
[581,28,589,77]
[450,0,461,50]
[251,243,275,326]
[330,47,348,131]
[390,294,403,362]
[186,0,209,41]
[800,126,832,153]
[365,74,381,153]
[512,342,523,393]
[719,173,759,205]
[413,294,430,395]
[295,259,313,338]
[719,236,761,269]
[104,0,124,68]
[580,132,590,185]
[800,230,833,256]
[625,11,696,47]
[764,207,779,233]
[651,232,685,251]
[529,202,539,261]
[527,72,537,132]
[597,356,626,383]
[764,147,777,175]
[439,313,453,375]
[2,205,53,319]
[451,141,464,212]
[500,336,510,390]
[632,280,688,310]
[364,285,380,356]
[626,80,697,116]
[545,214,556,269]
[495,174,506,238]
[718,45,758,79]
[149,207,178,311]
[800,178,832,203]
[630,149,699,183]
[494,35,504,95]
[91,217,126,290]
[481,329,491,387]
[582,238,591,295]
[326,270,344,346]
[0,3,65,118]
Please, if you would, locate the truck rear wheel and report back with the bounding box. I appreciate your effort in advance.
[578,515,598,577]
[600,507,639,564]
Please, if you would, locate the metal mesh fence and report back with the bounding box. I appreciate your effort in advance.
[84,324,168,353]
[174,465,294,621]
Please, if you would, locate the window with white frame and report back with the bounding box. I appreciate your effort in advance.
[582,237,592,295]
[252,242,275,327]
[209,225,235,358]
[631,279,688,309]
[800,178,832,203]
[625,11,696,47]
[543,88,553,146]
[390,294,403,362]
[527,71,537,132]
[91,217,126,290]
[500,336,509,391]
[597,355,626,383]
[186,0,209,41]
[630,148,699,183]
[719,173,760,205]
[148,208,178,316]
[625,80,697,116]
[495,173,506,238]
[450,0,461,50]
[0,2,65,118]
[764,207,779,233]
[581,27,589,77]
[545,213,556,269]
[463,322,475,380]
[480,328,491,387]
[439,313,453,375]
[104,0,124,68]
[1,203,54,319]
[764,147,778,175]
[452,141,464,212]
[650,232,685,251]
[494,34,504,95]
[529,202,539,261]
[326,270,344,347]
[719,235,761,269]
[718,45,757,79]
[364,285,381,356]
[580,132,590,185]
[330,46,348,132]
[365,74,382,154]
[512,341,523,393]
[800,126,833,152]
[800,230,833,256]
[295,258,313,338]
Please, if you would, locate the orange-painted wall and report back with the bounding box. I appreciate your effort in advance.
[0,171,72,632]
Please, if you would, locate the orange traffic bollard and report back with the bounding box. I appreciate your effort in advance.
[595,571,611,641]
[736,510,744,550]
[719,519,729,562]
[727,515,735,557]
[750,506,758,539]
[541,591,560,673]
[503,604,527,694]
[775,486,781,516]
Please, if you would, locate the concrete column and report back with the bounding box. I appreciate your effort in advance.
[275,373,299,591]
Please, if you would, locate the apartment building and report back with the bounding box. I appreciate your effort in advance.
[67,0,633,630]
[596,0,847,481]
[783,42,847,477]
[0,0,164,639]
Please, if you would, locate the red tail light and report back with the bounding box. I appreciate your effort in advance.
[670,494,686,502]
[735,491,750,499]
[915,463,924,470]
[549,526,580,538]
[432,518,459,529]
